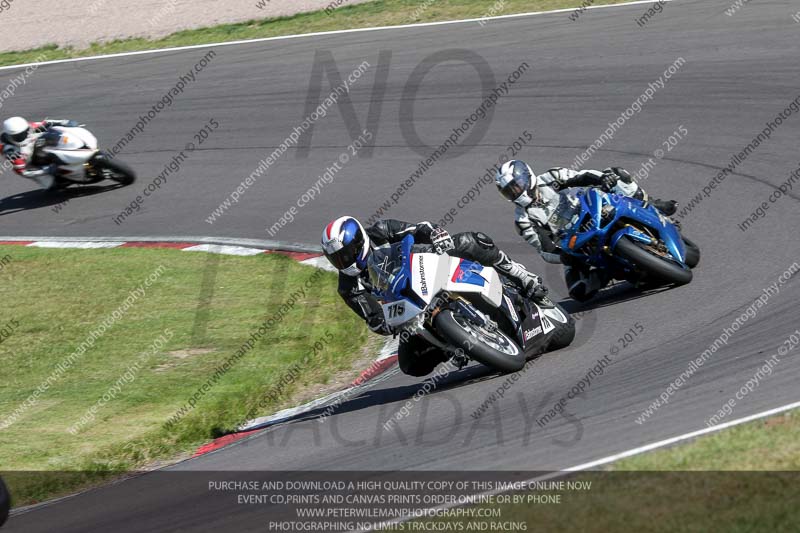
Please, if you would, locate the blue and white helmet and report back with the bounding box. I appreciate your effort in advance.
[496,160,536,207]
[321,216,370,276]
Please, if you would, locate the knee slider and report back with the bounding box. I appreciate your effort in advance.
[474,232,495,250]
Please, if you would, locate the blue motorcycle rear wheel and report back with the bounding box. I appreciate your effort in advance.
[682,236,701,268]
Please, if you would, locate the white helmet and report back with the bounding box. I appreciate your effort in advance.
[2,117,30,145]
[496,160,536,207]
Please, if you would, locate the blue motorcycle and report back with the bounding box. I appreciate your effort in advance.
[558,188,700,292]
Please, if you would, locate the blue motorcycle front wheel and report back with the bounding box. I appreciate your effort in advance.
[615,236,693,287]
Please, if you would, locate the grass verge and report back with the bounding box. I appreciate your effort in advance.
[428,409,800,532]
[0,245,369,505]
[614,409,800,471]
[0,0,629,67]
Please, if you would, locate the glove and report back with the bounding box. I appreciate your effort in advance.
[599,171,618,192]
[608,167,633,184]
[525,282,549,301]
[45,119,80,128]
[431,228,455,255]
[367,316,393,336]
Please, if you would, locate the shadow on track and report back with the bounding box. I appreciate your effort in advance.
[558,282,675,314]
[0,184,123,216]
[210,284,683,439]
[211,287,676,439]
[210,363,507,439]
[213,353,571,439]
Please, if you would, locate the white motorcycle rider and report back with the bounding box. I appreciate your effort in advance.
[2,116,135,190]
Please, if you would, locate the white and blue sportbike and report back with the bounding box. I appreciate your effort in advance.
[369,235,575,373]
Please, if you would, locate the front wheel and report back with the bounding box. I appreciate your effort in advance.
[434,310,525,373]
[91,154,136,185]
[615,236,692,286]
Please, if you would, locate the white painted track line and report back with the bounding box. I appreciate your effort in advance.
[27,241,126,249]
[181,244,265,256]
[564,399,800,472]
[0,1,673,72]
[357,398,800,532]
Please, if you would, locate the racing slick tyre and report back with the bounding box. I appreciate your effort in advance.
[547,304,576,351]
[682,236,701,269]
[91,153,136,185]
[434,309,525,373]
[616,236,693,287]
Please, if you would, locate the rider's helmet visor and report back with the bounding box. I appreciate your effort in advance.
[498,175,528,202]
[324,230,365,271]
[9,130,28,144]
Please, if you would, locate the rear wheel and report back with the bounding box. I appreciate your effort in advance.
[682,236,701,268]
[616,236,692,286]
[91,154,136,185]
[434,309,525,373]
[546,304,576,351]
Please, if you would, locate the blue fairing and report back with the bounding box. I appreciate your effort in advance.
[561,188,687,273]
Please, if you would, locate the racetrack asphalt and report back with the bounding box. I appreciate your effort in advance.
[3,1,800,530]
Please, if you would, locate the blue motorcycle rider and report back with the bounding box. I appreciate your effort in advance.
[495,160,678,301]
[321,216,546,376]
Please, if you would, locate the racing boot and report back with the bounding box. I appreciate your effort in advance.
[565,264,606,302]
[29,173,55,190]
[25,165,62,191]
[651,198,678,216]
[494,251,547,301]
[624,181,678,217]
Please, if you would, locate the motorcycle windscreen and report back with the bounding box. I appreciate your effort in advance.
[368,243,405,299]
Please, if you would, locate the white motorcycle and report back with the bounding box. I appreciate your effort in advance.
[36,126,136,187]
[370,235,575,373]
